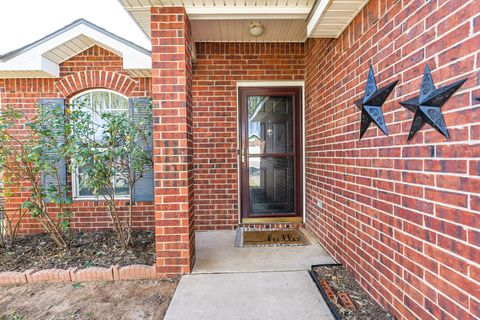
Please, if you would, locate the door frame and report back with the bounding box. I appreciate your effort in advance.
[236,81,305,224]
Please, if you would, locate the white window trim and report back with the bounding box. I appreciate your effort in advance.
[70,89,130,201]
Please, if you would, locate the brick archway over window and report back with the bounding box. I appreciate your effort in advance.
[56,71,138,98]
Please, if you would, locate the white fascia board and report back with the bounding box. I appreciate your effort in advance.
[123,49,152,69]
[0,54,38,72]
[122,3,311,19]
[40,56,60,77]
[186,6,311,20]
[0,52,58,77]
[307,0,331,37]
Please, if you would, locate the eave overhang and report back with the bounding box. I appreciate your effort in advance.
[119,0,370,42]
[307,0,370,38]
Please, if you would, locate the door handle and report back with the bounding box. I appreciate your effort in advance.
[239,149,246,163]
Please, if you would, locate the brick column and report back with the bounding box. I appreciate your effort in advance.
[151,7,195,277]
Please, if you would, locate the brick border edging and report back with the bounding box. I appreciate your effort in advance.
[0,264,156,285]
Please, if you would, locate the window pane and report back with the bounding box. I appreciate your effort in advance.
[92,91,110,113]
[91,92,107,140]
[111,93,128,112]
[75,93,91,108]
[248,157,294,215]
[77,167,94,197]
[77,167,112,197]
[92,113,106,141]
[73,91,131,198]
[248,96,294,154]
[114,173,129,196]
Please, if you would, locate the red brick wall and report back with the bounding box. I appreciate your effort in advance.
[151,7,195,277]
[304,0,479,319]
[0,45,154,234]
[59,46,123,77]
[192,42,304,230]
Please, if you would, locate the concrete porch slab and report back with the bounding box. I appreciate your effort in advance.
[164,271,335,320]
[193,230,336,274]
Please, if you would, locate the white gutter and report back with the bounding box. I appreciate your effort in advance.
[186,6,311,20]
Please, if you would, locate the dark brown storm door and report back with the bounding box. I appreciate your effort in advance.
[239,87,303,223]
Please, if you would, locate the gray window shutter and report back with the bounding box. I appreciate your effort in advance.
[130,98,153,202]
[39,99,67,203]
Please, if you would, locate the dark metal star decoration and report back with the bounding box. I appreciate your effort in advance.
[400,64,467,141]
[355,66,398,139]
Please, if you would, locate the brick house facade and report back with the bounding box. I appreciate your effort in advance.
[193,42,305,230]
[0,45,154,234]
[303,1,480,319]
[1,0,479,319]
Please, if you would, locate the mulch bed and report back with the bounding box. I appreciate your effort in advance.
[0,231,155,272]
[313,265,395,320]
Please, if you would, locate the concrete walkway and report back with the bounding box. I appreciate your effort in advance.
[164,230,336,320]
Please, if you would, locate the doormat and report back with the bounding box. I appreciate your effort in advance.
[235,228,308,247]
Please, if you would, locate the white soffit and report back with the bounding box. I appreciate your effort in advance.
[192,20,307,42]
[307,0,370,38]
[119,0,314,42]
[120,0,369,41]
[0,19,152,78]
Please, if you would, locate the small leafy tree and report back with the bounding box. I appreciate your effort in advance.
[68,101,152,248]
[0,107,72,249]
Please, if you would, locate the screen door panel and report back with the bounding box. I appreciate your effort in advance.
[240,87,302,220]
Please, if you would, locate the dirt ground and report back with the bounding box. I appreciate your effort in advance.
[0,279,178,320]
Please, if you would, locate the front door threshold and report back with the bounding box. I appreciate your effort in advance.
[241,217,303,224]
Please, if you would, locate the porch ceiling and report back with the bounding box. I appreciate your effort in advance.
[191,19,307,42]
[118,0,369,42]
